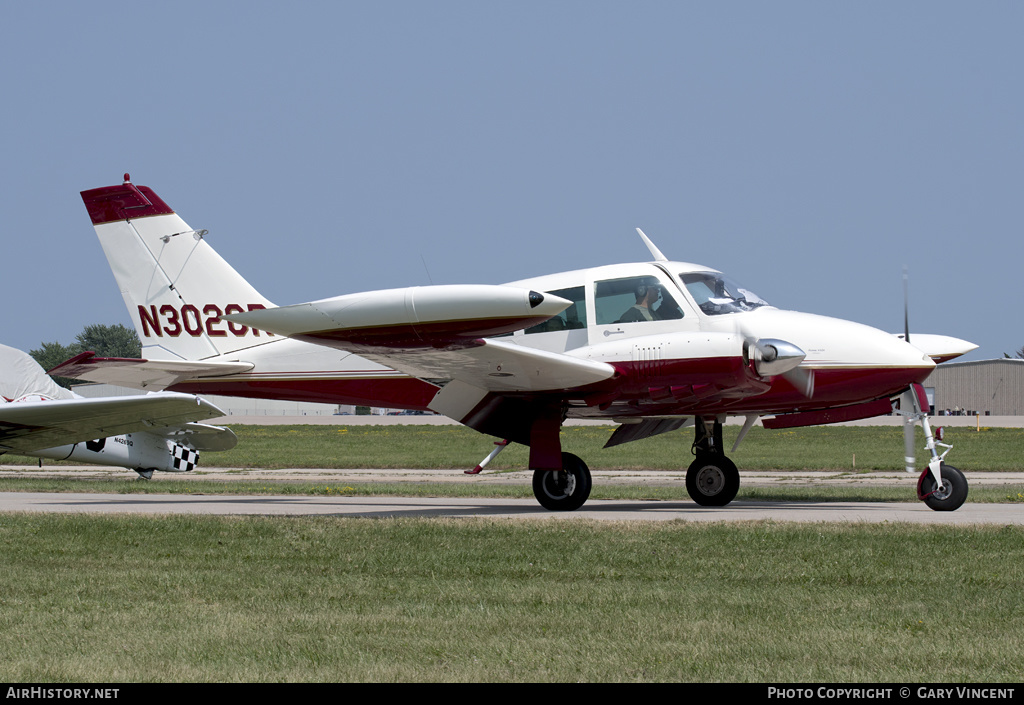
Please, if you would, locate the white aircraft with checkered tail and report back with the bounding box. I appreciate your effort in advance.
[1,343,235,478]
[60,175,976,508]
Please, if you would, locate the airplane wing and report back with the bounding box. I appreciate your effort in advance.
[47,351,255,391]
[222,285,617,393]
[223,289,618,438]
[0,393,227,453]
[361,337,615,392]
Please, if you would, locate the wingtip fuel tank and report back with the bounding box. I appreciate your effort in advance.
[223,285,571,352]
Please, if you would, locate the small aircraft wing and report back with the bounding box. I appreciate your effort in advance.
[47,351,255,391]
[360,337,615,393]
[222,285,617,393]
[0,393,227,453]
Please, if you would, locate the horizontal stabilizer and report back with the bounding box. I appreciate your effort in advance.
[0,393,226,452]
[152,422,238,452]
[48,352,254,391]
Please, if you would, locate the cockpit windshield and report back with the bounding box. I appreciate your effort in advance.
[680,272,770,316]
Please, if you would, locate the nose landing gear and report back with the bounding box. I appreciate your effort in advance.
[917,463,968,511]
[899,383,968,511]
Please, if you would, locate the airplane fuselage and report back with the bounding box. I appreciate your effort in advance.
[166,260,937,423]
[76,176,976,510]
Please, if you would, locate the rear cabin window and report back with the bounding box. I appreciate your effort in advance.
[525,286,587,334]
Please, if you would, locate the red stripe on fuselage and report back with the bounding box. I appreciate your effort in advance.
[170,358,931,422]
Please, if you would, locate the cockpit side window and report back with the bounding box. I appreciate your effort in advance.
[525,286,588,334]
[594,275,683,325]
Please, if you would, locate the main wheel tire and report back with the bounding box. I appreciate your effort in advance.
[532,452,592,511]
[686,455,740,507]
[919,463,968,511]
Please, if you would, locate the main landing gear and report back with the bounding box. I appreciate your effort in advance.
[466,438,594,511]
[472,417,740,510]
[528,417,740,509]
[532,452,592,511]
[686,417,740,506]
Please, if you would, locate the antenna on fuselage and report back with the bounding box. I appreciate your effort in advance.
[635,228,668,262]
[902,265,910,345]
[420,254,434,285]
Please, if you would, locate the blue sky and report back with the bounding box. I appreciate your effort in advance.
[1,1,1020,361]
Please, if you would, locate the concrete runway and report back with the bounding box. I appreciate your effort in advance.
[1,490,1023,524]
[1,466,1022,524]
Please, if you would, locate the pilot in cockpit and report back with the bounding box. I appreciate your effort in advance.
[618,284,659,323]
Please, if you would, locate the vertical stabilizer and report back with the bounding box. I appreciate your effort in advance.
[0,344,75,402]
[81,175,276,361]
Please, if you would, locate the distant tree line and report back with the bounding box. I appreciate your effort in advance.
[30,323,141,389]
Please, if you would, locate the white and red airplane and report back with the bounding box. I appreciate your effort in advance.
[1,342,235,478]
[56,175,976,509]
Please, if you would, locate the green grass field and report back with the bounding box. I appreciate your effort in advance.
[219,424,1024,471]
[0,514,1021,682]
[2,424,1022,682]
[4,424,1024,503]
[5,423,1023,472]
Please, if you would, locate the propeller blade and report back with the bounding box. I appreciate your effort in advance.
[734,318,813,397]
[902,389,917,473]
[782,367,815,398]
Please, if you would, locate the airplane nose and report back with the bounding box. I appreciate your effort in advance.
[888,333,937,372]
[736,309,937,398]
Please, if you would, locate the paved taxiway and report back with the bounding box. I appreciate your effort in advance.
[0,492,1022,524]
[2,467,1022,524]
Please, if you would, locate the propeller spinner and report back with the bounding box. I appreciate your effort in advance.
[746,337,815,398]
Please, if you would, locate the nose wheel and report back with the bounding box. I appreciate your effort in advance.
[900,384,969,511]
[918,463,968,511]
